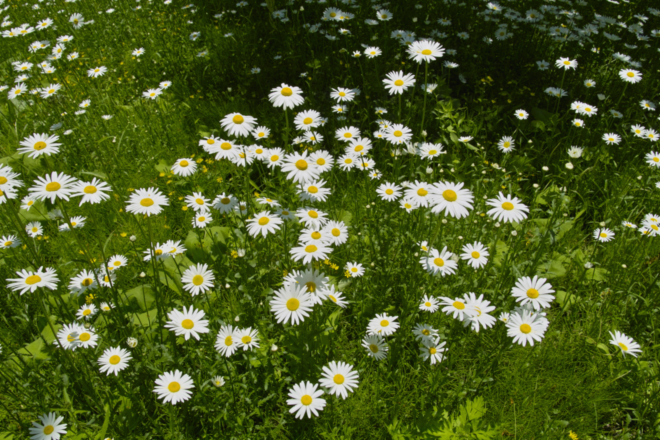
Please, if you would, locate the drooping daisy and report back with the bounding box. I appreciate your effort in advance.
[126,187,168,216]
[287,381,326,419]
[419,339,447,365]
[71,178,111,205]
[100,302,114,312]
[29,413,67,440]
[319,361,359,399]
[486,192,529,223]
[270,282,314,325]
[215,324,239,357]
[171,158,197,177]
[511,276,555,310]
[506,310,548,347]
[463,292,496,333]
[181,263,214,296]
[69,269,98,296]
[18,133,61,158]
[0,235,21,249]
[419,295,439,312]
[362,334,388,360]
[345,262,365,277]
[383,70,416,95]
[153,370,194,405]
[286,268,329,304]
[367,313,399,336]
[165,306,209,341]
[408,39,444,63]
[609,330,642,357]
[319,284,348,307]
[98,347,132,376]
[220,112,257,138]
[7,267,59,295]
[269,84,304,109]
[420,247,457,276]
[594,228,614,242]
[429,181,474,218]
[235,327,260,351]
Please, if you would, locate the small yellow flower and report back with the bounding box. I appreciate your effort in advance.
[182,206,188,211]
[568,432,578,440]
[86,293,95,304]
[196,158,203,164]
[120,232,127,237]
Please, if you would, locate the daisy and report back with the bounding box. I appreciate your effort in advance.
[335,126,361,142]
[506,310,548,347]
[270,282,314,325]
[76,304,97,320]
[429,181,474,218]
[290,242,331,264]
[281,151,320,183]
[265,148,285,169]
[594,228,615,242]
[286,268,329,304]
[346,137,372,156]
[29,413,67,440]
[165,306,209,341]
[377,182,402,201]
[609,330,642,357]
[293,110,322,131]
[555,57,577,69]
[71,178,111,205]
[269,84,304,109]
[640,100,656,111]
[287,381,326,419]
[18,133,61,158]
[497,136,515,153]
[419,340,447,365]
[420,247,457,276]
[440,296,475,320]
[383,70,416,95]
[185,192,211,213]
[69,270,97,296]
[87,66,107,78]
[603,133,621,145]
[26,222,43,237]
[212,376,225,387]
[619,69,642,83]
[404,181,433,207]
[486,192,529,223]
[364,46,382,58]
[154,370,194,405]
[76,327,99,349]
[296,207,328,228]
[98,347,132,376]
[319,361,359,399]
[419,142,444,160]
[193,213,212,228]
[247,211,283,238]
[55,323,82,350]
[172,158,197,176]
[330,87,355,102]
[215,324,239,357]
[319,285,348,307]
[646,151,660,167]
[338,154,356,171]
[407,40,445,63]
[367,313,399,336]
[463,292,496,332]
[460,242,489,268]
[514,109,529,120]
[345,262,364,277]
[220,112,257,138]
[572,119,584,128]
[235,327,259,351]
[400,198,418,213]
[126,187,168,216]
[8,82,28,99]
[385,124,412,145]
[100,302,114,312]
[39,84,61,99]
[212,193,237,213]
[0,235,20,249]
[7,267,59,295]
[511,276,555,310]
[323,220,348,246]
[419,295,439,313]
[568,147,583,158]
[362,334,388,360]
[645,129,659,142]
[107,255,127,272]
[0,164,23,190]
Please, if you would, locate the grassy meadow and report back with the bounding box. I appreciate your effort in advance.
[0,0,660,438]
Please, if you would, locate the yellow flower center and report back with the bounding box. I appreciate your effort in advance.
[331,228,341,237]
[429,347,437,354]
[369,343,379,353]
[301,395,312,405]
[295,159,308,170]
[43,426,54,435]
[82,278,93,287]
[224,336,233,346]
[343,132,352,138]
[155,249,163,256]
[338,91,346,97]
[188,274,204,286]
[84,185,97,194]
[654,157,659,162]
[25,275,41,285]
[380,320,389,327]
[34,141,47,150]
[428,149,437,155]
[31,227,38,233]
[79,333,90,342]
[232,115,244,124]
[308,210,318,219]
[393,130,403,137]
[140,198,154,207]
[520,324,532,334]
[502,202,514,211]
[207,139,215,145]
[258,217,270,226]
[627,72,634,77]
[305,281,316,292]
[109,355,121,365]
[453,301,465,310]
[434,258,444,267]
[385,189,394,195]
[45,182,61,192]
[417,188,428,197]
[83,309,92,316]
[286,298,300,311]
[526,288,539,299]
[221,142,232,151]
[351,267,358,272]
[333,374,345,384]
[181,319,194,329]
[168,382,181,392]
[618,342,628,351]
[471,251,481,259]
[310,231,321,240]
[394,79,404,86]
[198,216,206,222]
[308,186,318,194]
[421,49,432,55]
[424,302,431,307]
[4,241,11,246]
[305,245,318,253]
[0,177,6,184]
[600,232,607,238]
[442,189,457,201]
